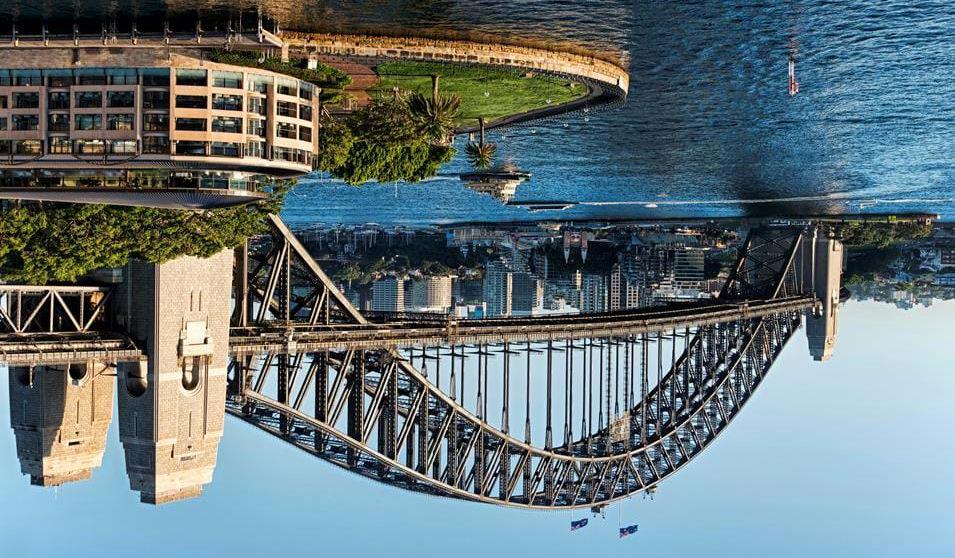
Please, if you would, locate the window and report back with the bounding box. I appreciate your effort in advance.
[247,119,265,138]
[249,75,271,94]
[107,114,135,131]
[13,93,39,109]
[108,91,135,108]
[48,92,70,110]
[77,71,107,85]
[212,94,243,111]
[14,140,41,155]
[12,115,39,131]
[111,140,137,154]
[276,79,296,96]
[246,140,265,158]
[47,73,73,88]
[143,114,169,132]
[142,136,169,154]
[48,137,72,154]
[13,70,41,86]
[212,71,243,89]
[276,122,297,139]
[108,70,137,85]
[175,95,207,109]
[175,118,207,132]
[0,117,6,131]
[176,69,207,86]
[247,96,266,116]
[141,68,170,86]
[299,104,313,121]
[75,114,102,131]
[143,90,169,110]
[211,117,243,134]
[211,142,240,157]
[277,101,296,117]
[299,83,314,101]
[48,114,70,132]
[299,126,312,142]
[0,96,6,108]
[75,139,106,154]
[75,91,102,108]
[175,141,207,156]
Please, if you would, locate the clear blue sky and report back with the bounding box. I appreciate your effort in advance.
[1,299,953,557]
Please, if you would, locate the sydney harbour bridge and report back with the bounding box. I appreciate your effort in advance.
[0,217,832,508]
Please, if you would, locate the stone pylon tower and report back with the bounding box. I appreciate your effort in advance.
[114,250,233,504]
[801,229,845,362]
[7,362,114,486]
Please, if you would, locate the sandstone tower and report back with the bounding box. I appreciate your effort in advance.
[114,250,233,504]
[7,362,114,486]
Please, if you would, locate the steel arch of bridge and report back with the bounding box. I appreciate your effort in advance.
[226,217,814,509]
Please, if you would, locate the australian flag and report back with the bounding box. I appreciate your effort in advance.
[570,518,589,531]
[619,524,639,538]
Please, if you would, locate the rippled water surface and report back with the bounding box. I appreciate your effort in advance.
[6,1,953,223]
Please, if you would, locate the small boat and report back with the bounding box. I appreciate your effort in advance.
[506,200,579,212]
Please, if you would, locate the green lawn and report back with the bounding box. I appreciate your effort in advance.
[371,61,588,129]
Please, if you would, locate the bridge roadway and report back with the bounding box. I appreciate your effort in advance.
[229,295,817,354]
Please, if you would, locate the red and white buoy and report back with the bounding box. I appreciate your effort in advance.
[789,54,800,96]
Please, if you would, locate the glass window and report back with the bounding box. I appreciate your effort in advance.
[175,118,207,131]
[299,104,313,121]
[142,136,170,154]
[108,69,137,85]
[77,70,107,85]
[299,126,312,142]
[175,141,207,156]
[48,114,71,132]
[14,140,42,155]
[276,78,297,96]
[175,95,207,109]
[107,114,135,131]
[75,114,102,131]
[12,115,39,131]
[299,83,314,101]
[13,70,42,86]
[48,137,72,154]
[143,114,169,132]
[111,140,137,154]
[249,75,271,94]
[276,122,297,139]
[13,93,39,109]
[211,142,240,157]
[108,91,135,108]
[247,119,266,138]
[47,71,74,88]
[75,91,102,108]
[247,95,266,116]
[0,117,6,131]
[141,68,170,87]
[75,139,106,154]
[212,94,243,111]
[48,92,70,110]
[246,140,265,158]
[212,71,243,89]
[176,69,207,86]
[143,90,169,110]
[0,96,6,109]
[277,101,296,117]
[211,117,243,134]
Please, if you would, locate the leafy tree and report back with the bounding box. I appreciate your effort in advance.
[465,117,497,169]
[316,95,456,185]
[406,91,461,145]
[0,183,288,285]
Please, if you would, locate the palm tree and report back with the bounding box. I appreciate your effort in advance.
[465,117,497,169]
[406,91,461,145]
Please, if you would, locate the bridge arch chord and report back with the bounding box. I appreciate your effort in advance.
[226,218,810,508]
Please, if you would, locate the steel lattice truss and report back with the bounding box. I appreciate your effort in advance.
[227,220,812,509]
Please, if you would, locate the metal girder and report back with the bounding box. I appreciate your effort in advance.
[225,219,810,509]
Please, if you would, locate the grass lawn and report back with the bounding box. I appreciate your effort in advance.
[371,61,588,128]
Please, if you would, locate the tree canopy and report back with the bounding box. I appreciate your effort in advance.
[316,94,458,185]
[0,184,287,285]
